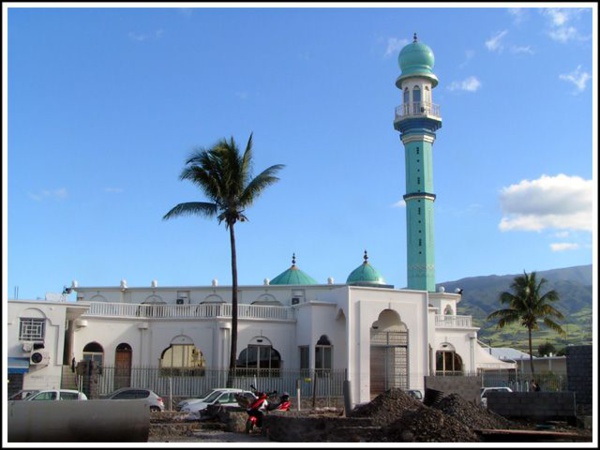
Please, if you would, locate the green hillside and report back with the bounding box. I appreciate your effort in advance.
[436,264,593,354]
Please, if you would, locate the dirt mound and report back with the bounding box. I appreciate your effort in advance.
[431,393,513,430]
[350,389,502,442]
[381,407,480,442]
[348,388,425,427]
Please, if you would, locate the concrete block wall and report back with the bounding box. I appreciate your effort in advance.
[424,375,483,404]
[566,345,592,416]
[487,391,576,422]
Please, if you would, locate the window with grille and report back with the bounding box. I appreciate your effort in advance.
[19,318,45,341]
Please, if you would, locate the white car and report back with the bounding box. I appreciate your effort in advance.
[180,388,252,414]
[25,389,88,401]
[176,389,216,411]
[480,386,513,408]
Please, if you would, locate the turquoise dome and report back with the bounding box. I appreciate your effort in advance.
[396,34,438,88]
[346,251,386,286]
[269,254,318,285]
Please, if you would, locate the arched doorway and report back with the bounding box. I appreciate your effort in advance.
[370,309,409,397]
[114,343,132,390]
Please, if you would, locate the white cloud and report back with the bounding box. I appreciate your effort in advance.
[540,8,590,43]
[498,174,593,232]
[510,45,534,55]
[559,65,591,94]
[393,199,406,208]
[385,37,409,58]
[485,30,508,52]
[447,76,481,92]
[28,188,68,201]
[508,8,527,25]
[550,242,580,252]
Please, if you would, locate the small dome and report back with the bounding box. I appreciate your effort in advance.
[269,254,318,285]
[346,251,386,286]
[396,33,438,88]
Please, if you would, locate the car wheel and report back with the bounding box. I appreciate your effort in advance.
[150,406,161,412]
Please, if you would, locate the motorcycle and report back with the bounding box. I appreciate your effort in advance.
[244,385,291,434]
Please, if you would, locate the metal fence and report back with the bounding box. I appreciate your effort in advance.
[77,365,347,408]
[72,365,570,410]
[481,370,568,392]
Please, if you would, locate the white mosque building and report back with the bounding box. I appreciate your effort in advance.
[6,36,513,406]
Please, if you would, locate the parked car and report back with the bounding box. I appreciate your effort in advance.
[180,388,253,414]
[405,389,424,401]
[176,388,218,411]
[102,387,165,412]
[8,389,40,400]
[25,389,88,401]
[480,386,513,408]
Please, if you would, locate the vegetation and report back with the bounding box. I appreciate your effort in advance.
[437,265,592,353]
[163,133,284,385]
[486,271,566,375]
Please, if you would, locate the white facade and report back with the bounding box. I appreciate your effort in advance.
[7,277,515,407]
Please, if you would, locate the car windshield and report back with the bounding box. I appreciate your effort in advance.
[203,390,225,403]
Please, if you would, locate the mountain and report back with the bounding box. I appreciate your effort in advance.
[436,264,593,353]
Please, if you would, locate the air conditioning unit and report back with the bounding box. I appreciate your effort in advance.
[291,297,300,305]
[30,350,50,366]
[22,342,34,352]
[176,298,185,305]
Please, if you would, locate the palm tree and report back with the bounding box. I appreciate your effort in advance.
[163,133,284,386]
[487,271,565,375]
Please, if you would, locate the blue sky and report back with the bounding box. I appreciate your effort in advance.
[3,3,596,300]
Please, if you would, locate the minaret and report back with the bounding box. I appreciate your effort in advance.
[393,33,442,292]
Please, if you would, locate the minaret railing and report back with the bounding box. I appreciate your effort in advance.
[395,102,441,120]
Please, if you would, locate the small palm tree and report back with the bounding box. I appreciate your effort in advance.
[487,271,565,375]
[163,133,284,386]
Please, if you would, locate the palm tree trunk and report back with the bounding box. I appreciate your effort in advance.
[528,326,535,376]
[227,223,238,388]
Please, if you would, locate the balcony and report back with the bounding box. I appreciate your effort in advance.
[395,102,441,121]
[435,314,472,328]
[82,302,295,321]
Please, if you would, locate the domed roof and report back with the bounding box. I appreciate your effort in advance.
[396,33,438,88]
[346,251,386,286]
[269,254,318,285]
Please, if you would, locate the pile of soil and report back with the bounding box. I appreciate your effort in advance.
[149,389,593,443]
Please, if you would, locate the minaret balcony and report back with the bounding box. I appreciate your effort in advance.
[395,102,441,121]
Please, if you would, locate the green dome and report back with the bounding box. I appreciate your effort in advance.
[396,33,438,88]
[346,251,386,286]
[269,254,318,285]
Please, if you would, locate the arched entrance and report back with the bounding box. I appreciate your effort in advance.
[114,343,132,389]
[370,309,409,397]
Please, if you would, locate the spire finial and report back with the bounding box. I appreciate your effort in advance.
[413,32,418,43]
[363,250,369,264]
[292,253,296,267]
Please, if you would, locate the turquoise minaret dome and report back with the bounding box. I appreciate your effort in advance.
[269,254,318,285]
[396,33,438,88]
[346,251,387,286]
[393,33,442,293]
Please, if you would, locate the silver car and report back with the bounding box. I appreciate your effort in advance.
[102,387,165,412]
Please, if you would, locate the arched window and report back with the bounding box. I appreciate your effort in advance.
[315,335,332,375]
[82,342,104,376]
[403,88,410,115]
[237,344,281,377]
[436,344,463,375]
[412,86,421,114]
[159,344,205,376]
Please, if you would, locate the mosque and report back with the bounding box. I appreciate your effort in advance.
[7,35,513,405]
